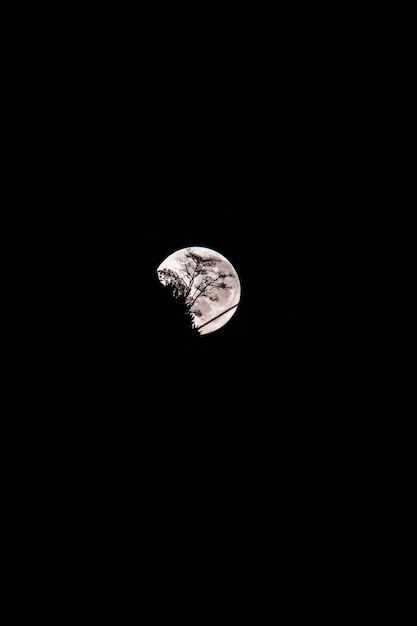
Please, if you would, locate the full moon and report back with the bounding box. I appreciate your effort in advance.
[157,246,241,335]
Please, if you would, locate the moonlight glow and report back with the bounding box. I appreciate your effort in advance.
[157,246,241,335]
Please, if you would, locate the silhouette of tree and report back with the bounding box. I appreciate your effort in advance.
[157,248,234,330]
[161,278,198,332]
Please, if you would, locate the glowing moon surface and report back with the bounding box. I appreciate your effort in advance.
[157,246,241,335]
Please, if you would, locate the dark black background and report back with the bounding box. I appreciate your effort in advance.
[3,10,414,623]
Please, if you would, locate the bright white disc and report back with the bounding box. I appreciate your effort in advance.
[157,245,241,335]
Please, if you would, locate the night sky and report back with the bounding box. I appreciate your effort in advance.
[4,12,413,623]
